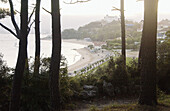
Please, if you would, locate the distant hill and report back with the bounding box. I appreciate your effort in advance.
[61,19,141,41]
[41,35,52,40]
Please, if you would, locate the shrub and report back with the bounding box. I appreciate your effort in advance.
[0,53,11,111]
[157,38,170,93]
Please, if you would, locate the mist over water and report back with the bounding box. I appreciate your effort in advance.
[0,34,85,68]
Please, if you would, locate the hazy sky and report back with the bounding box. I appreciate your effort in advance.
[0,0,170,33]
[0,0,170,16]
[48,0,168,16]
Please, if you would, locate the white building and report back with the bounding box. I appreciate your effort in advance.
[103,15,119,23]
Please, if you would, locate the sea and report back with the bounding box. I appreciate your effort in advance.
[0,34,86,68]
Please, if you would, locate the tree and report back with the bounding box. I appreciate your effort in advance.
[50,0,61,110]
[10,0,29,110]
[112,0,126,66]
[0,0,32,110]
[138,0,158,105]
[120,0,126,66]
[34,0,41,75]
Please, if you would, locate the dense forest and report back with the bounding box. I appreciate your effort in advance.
[0,0,170,111]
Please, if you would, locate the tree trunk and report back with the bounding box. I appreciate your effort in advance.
[24,53,29,75]
[121,0,126,66]
[9,0,28,110]
[50,0,61,110]
[34,0,41,75]
[138,0,158,106]
[138,35,143,71]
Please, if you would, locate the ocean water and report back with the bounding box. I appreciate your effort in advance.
[0,34,85,68]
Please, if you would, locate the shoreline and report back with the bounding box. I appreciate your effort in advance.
[68,48,111,73]
[68,48,93,73]
[65,39,139,73]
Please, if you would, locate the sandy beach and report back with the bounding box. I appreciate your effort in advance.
[63,39,95,73]
[64,39,139,73]
[68,48,92,73]
[68,47,110,73]
[65,39,110,73]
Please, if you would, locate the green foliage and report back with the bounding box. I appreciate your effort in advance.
[157,36,170,93]
[70,56,141,98]
[165,31,170,38]
[157,87,166,100]
[21,74,50,111]
[89,105,98,111]
[62,20,141,42]
[88,45,94,49]
[0,8,10,19]
[105,57,129,95]
[60,65,74,104]
[127,58,140,84]
[105,35,141,50]
[24,56,73,110]
[0,53,11,111]
[62,29,80,39]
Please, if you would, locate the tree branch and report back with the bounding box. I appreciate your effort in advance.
[27,20,35,35]
[42,7,51,14]
[0,22,18,38]
[63,0,91,4]
[112,6,120,11]
[15,10,20,14]
[8,0,20,37]
[28,7,35,24]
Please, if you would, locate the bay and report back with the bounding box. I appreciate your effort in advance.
[0,34,85,68]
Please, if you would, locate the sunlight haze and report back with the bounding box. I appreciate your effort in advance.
[0,0,170,32]
[0,0,169,16]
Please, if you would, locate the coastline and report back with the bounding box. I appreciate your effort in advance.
[62,39,95,73]
[68,48,93,73]
[65,39,139,73]
[68,47,110,73]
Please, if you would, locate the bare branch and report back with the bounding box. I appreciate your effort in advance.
[27,20,35,35]
[15,10,20,14]
[0,22,18,38]
[28,7,36,24]
[112,6,120,11]
[63,0,91,4]
[8,0,20,36]
[42,7,51,14]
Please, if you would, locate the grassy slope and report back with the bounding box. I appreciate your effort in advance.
[89,95,170,111]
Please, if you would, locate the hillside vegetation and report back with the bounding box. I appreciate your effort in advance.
[62,20,141,41]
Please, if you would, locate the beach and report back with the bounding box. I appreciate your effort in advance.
[66,40,139,73]
[64,39,105,73]
[65,39,112,73]
[68,48,111,73]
